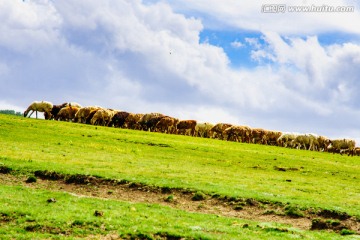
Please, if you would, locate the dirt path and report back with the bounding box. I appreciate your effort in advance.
[0,172,359,235]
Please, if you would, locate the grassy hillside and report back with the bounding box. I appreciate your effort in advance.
[1,183,348,240]
[0,114,359,238]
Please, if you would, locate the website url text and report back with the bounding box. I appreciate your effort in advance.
[261,4,355,13]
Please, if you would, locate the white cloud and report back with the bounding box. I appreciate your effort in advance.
[230,40,244,49]
[245,37,262,49]
[258,32,360,107]
[0,0,61,53]
[171,0,360,35]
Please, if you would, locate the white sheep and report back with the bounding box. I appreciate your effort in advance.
[23,101,53,119]
[67,102,82,108]
[277,132,301,148]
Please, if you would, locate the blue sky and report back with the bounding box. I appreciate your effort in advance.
[317,32,360,45]
[1,0,360,144]
[200,30,263,68]
[199,29,360,69]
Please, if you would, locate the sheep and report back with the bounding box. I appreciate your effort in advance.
[223,125,251,142]
[55,106,80,122]
[317,136,331,152]
[251,128,268,144]
[348,147,360,156]
[277,132,300,148]
[264,130,282,146]
[291,134,319,151]
[195,122,214,138]
[176,120,197,136]
[138,113,165,131]
[44,102,83,120]
[146,115,167,132]
[67,102,82,108]
[124,113,144,129]
[90,109,117,126]
[86,109,101,124]
[24,101,53,119]
[74,106,101,124]
[210,123,233,140]
[45,103,68,120]
[44,111,52,120]
[107,111,130,128]
[327,139,356,154]
[154,116,179,134]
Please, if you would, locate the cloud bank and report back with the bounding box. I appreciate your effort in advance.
[171,0,360,35]
[1,0,360,142]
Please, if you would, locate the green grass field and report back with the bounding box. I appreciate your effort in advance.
[0,114,359,239]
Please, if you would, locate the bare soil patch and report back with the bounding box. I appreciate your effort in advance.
[0,170,359,235]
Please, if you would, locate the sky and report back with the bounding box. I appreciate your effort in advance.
[1,0,360,144]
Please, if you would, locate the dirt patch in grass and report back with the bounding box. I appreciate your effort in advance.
[0,170,359,235]
[24,223,67,235]
[317,209,351,220]
[310,218,348,231]
[0,212,17,223]
[83,232,183,240]
[0,166,12,174]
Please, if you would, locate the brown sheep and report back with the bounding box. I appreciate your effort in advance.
[138,113,165,131]
[45,102,82,120]
[210,123,233,140]
[124,113,144,129]
[155,116,179,134]
[107,111,130,128]
[251,128,267,145]
[264,130,282,146]
[74,106,101,123]
[348,147,360,156]
[223,125,251,142]
[44,103,68,120]
[86,109,101,124]
[55,106,80,122]
[177,120,197,136]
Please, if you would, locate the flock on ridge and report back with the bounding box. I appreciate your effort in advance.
[23,100,359,156]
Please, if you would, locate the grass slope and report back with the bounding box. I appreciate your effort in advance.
[1,114,359,215]
[0,114,359,238]
[0,184,345,240]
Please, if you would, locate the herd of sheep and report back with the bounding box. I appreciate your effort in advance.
[23,101,359,156]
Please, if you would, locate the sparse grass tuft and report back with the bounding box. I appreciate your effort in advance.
[72,220,84,226]
[340,229,356,235]
[234,205,244,211]
[192,191,206,201]
[25,176,37,183]
[284,205,304,218]
[164,195,175,202]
